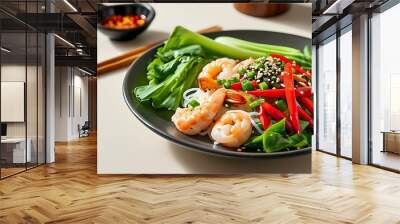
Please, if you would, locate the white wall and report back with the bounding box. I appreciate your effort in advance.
[1,65,26,135]
[1,65,35,138]
[55,66,70,141]
[1,82,25,122]
[72,73,89,138]
[54,67,89,141]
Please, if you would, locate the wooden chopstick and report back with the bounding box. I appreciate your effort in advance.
[97,25,223,75]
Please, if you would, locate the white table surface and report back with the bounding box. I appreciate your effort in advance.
[1,138,32,163]
[97,3,312,174]
[1,138,25,143]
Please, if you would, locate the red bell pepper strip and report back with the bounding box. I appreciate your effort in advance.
[279,74,309,86]
[297,105,313,128]
[270,53,290,63]
[296,87,313,97]
[294,65,306,75]
[283,63,301,134]
[247,89,286,98]
[257,106,270,130]
[231,80,257,91]
[270,53,306,75]
[298,96,314,115]
[247,87,312,98]
[231,82,242,90]
[294,74,308,84]
[252,81,258,89]
[261,102,294,132]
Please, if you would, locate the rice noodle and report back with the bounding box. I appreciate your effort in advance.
[183,88,210,107]
[183,99,190,107]
[250,117,264,134]
[183,88,200,101]
[248,111,262,116]
[225,110,249,114]
[226,110,261,116]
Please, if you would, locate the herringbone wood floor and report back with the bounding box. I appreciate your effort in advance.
[1,135,400,224]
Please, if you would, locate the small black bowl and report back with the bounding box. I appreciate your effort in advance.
[97,4,155,41]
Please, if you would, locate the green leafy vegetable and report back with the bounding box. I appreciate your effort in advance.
[303,45,311,61]
[244,134,264,150]
[160,26,266,59]
[214,36,311,68]
[147,57,180,84]
[261,119,290,152]
[158,44,206,61]
[244,119,311,153]
[135,56,206,110]
[266,119,286,134]
[262,131,291,153]
[215,36,302,54]
[288,131,312,148]
[275,99,288,113]
[300,120,309,131]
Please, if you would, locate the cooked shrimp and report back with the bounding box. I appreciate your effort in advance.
[211,110,252,147]
[172,88,227,135]
[198,58,237,90]
[231,58,255,77]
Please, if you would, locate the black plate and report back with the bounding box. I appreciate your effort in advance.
[123,30,312,158]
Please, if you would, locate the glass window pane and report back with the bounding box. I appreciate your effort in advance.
[1,31,27,177]
[1,0,46,179]
[371,4,400,171]
[340,28,352,158]
[318,36,337,154]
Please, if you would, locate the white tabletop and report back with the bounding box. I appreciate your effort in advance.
[1,138,27,144]
[97,3,312,174]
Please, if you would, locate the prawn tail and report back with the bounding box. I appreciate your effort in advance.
[225,89,247,104]
[198,77,219,90]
